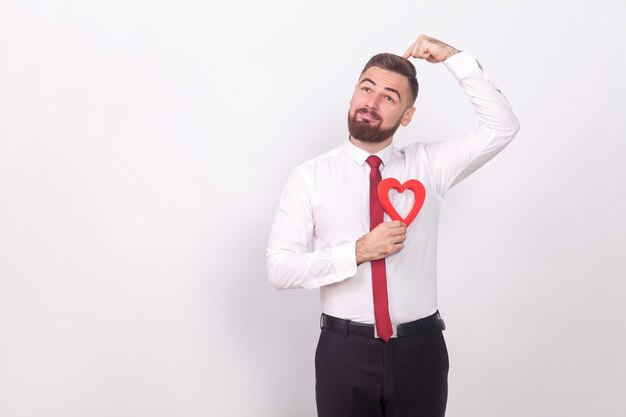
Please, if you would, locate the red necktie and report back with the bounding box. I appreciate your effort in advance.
[366,155,393,342]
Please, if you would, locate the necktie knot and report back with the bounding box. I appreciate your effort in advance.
[366,155,382,169]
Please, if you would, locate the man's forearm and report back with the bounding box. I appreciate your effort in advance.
[266,241,357,290]
[424,51,521,195]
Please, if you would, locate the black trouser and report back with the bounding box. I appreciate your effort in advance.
[315,319,449,417]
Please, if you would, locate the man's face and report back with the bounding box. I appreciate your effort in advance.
[348,66,415,143]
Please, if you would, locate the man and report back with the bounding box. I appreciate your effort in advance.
[266,34,520,417]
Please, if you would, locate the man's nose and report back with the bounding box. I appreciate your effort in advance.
[364,94,379,110]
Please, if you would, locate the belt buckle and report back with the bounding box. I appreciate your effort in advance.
[374,324,398,339]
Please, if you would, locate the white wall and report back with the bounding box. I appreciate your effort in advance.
[1,1,624,416]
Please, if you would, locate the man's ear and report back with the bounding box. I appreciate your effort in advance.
[401,106,416,126]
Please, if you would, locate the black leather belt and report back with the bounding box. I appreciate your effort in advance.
[320,311,445,339]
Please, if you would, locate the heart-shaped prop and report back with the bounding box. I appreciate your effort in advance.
[377,178,426,227]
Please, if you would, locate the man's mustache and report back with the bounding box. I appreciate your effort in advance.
[356,108,382,121]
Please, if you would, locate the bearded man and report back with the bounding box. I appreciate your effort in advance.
[267,34,520,417]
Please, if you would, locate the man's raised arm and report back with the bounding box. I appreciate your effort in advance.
[404,34,521,196]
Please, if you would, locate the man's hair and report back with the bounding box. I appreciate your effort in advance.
[360,53,419,106]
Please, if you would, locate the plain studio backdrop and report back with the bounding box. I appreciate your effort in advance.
[1,0,625,416]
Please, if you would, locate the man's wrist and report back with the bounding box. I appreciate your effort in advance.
[444,47,461,61]
[355,237,369,266]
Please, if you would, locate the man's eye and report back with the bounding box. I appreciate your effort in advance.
[362,87,371,93]
[384,96,394,103]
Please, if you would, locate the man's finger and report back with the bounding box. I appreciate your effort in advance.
[402,44,414,59]
[414,44,428,59]
[392,242,405,253]
[390,224,407,235]
[388,228,406,237]
[392,233,407,244]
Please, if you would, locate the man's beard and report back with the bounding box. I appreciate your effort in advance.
[348,108,402,143]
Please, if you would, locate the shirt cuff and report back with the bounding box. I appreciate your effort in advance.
[331,240,358,280]
[443,50,487,81]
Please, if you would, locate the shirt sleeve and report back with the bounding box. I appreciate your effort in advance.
[425,51,521,197]
[266,166,358,290]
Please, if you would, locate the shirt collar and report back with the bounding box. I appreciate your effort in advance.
[343,137,396,167]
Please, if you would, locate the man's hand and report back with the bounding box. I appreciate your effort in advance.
[403,34,460,63]
[356,221,407,265]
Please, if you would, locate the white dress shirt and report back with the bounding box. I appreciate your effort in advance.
[266,51,520,324]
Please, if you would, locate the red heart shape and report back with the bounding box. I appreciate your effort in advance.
[377,178,426,226]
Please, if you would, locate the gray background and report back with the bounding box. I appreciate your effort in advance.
[1,0,625,416]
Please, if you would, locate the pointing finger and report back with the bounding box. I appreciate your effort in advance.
[402,43,414,59]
